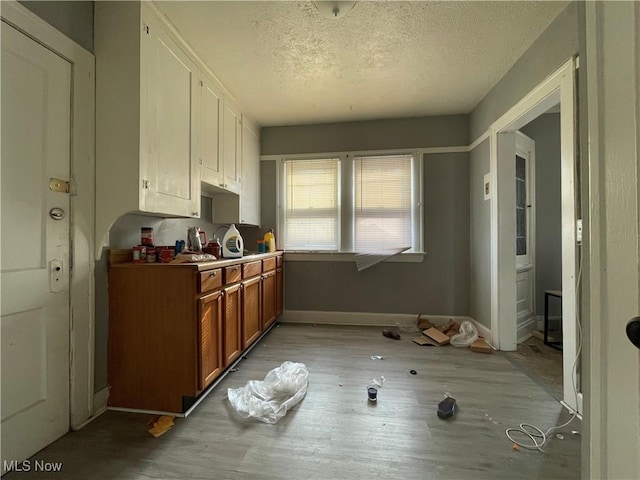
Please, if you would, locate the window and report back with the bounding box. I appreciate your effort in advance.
[281,152,422,254]
[282,158,340,250]
[354,154,413,251]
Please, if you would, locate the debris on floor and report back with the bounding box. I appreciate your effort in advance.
[382,328,401,340]
[470,338,493,354]
[437,393,457,419]
[413,335,438,346]
[227,361,309,424]
[512,443,520,451]
[410,369,417,375]
[416,313,435,330]
[371,355,384,360]
[450,320,478,347]
[148,415,175,438]
[423,327,451,345]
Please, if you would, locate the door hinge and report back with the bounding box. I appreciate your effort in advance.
[143,23,150,35]
[142,179,150,189]
[198,159,204,166]
[49,178,70,193]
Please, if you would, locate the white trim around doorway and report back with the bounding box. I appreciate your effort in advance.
[486,57,579,412]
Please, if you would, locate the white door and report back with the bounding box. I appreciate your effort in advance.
[1,22,71,469]
[515,132,536,333]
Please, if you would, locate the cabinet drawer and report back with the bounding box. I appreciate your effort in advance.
[199,268,222,293]
[242,260,262,279]
[263,257,276,272]
[276,255,283,268]
[224,264,242,285]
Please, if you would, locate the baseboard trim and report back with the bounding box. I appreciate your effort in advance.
[280,310,472,327]
[467,317,494,348]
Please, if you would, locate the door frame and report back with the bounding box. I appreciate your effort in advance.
[1,1,96,429]
[489,58,580,411]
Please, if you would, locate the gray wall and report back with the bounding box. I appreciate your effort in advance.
[262,115,469,154]
[469,139,491,328]
[19,1,94,52]
[521,113,562,317]
[260,116,470,316]
[469,2,578,141]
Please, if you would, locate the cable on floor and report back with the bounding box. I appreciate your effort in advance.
[505,248,583,452]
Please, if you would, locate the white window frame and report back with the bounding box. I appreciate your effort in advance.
[277,149,424,262]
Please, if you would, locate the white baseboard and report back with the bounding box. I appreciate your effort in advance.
[467,317,494,347]
[280,310,473,328]
[535,315,563,331]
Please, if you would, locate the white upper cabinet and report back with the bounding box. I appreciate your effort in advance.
[241,116,261,226]
[222,96,242,195]
[200,75,224,190]
[95,2,200,250]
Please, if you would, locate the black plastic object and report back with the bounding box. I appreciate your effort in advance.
[410,370,417,375]
[382,328,401,340]
[627,317,640,349]
[437,396,457,419]
[367,387,378,401]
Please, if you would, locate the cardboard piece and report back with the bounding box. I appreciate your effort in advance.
[148,415,175,437]
[423,327,450,346]
[417,318,435,330]
[413,335,438,346]
[470,338,493,354]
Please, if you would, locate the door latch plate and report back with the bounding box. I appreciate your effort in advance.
[49,178,70,193]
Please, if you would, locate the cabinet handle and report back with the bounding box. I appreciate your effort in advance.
[209,271,217,277]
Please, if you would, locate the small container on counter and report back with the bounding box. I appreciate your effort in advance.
[146,247,156,263]
[257,240,267,253]
[132,246,145,263]
[141,227,154,247]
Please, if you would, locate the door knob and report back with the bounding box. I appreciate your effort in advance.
[627,317,640,349]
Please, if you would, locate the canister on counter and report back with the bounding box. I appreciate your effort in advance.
[146,247,157,263]
[141,227,154,246]
[132,246,144,263]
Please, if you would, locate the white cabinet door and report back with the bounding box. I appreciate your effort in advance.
[200,75,224,190]
[241,116,261,226]
[142,11,200,217]
[222,97,242,194]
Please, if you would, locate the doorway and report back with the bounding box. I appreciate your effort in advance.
[489,58,580,412]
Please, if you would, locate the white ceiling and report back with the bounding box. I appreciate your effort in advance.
[155,1,569,127]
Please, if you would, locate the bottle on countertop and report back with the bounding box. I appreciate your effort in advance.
[222,224,244,258]
[264,229,276,253]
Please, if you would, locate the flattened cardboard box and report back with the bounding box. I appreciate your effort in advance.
[423,327,450,345]
[470,338,492,353]
[413,335,439,346]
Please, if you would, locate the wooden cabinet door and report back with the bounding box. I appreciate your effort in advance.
[142,11,200,217]
[223,284,242,367]
[262,270,277,329]
[198,290,223,391]
[276,267,283,316]
[241,276,262,348]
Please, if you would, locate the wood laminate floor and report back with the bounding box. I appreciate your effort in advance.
[5,324,581,480]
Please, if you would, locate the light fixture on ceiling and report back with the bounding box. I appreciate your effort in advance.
[313,1,357,19]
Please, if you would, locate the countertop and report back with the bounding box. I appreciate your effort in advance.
[109,251,282,271]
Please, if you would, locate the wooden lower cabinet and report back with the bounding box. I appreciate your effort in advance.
[262,270,277,329]
[276,267,283,316]
[198,290,223,390]
[107,252,283,413]
[223,284,242,367]
[241,276,262,348]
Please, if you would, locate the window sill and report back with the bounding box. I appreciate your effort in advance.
[283,252,426,263]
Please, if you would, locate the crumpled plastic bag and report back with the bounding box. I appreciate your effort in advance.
[450,320,479,347]
[227,361,309,424]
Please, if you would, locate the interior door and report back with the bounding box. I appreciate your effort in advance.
[515,132,536,331]
[1,22,71,468]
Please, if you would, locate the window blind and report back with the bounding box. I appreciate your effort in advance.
[283,158,340,250]
[353,154,413,252]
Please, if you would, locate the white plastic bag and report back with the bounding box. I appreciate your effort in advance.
[450,320,479,347]
[227,361,309,424]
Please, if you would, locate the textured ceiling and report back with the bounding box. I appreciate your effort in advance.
[156,1,569,127]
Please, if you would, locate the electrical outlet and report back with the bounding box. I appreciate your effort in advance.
[576,219,583,243]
